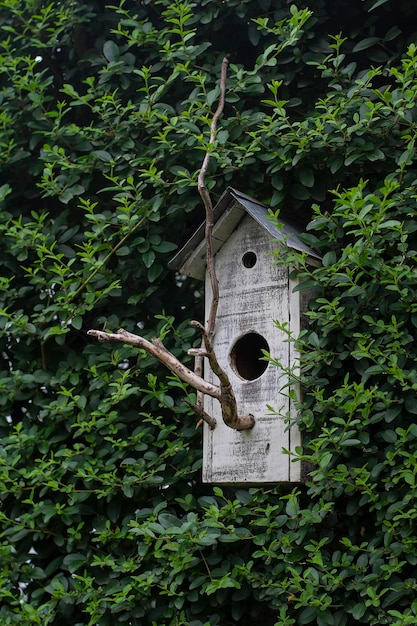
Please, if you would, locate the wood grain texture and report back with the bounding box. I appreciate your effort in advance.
[202,215,302,483]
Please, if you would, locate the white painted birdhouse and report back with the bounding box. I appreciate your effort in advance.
[170,188,319,484]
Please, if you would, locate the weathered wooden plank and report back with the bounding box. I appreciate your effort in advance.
[202,215,301,483]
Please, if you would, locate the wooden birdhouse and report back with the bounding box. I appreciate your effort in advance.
[169,187,320,484]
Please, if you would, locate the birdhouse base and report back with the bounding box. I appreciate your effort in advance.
[202,413,302,484]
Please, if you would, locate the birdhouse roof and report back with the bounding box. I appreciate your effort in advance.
[169,187,320,280]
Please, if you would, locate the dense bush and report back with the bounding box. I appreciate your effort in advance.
[1,0,417,624]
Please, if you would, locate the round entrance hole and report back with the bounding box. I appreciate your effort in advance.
[242,251,257,268]
[230,332,269,381]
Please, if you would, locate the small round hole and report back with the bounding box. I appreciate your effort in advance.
[242,251,257,268]
[230,332,269,381]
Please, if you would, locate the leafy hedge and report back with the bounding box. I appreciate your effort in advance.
[1,0,417,624]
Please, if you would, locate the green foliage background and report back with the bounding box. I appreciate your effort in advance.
[1,0,417,624]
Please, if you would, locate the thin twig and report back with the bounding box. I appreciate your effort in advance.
[185,400,216,429]
[190,321,255,431]
[87,58,257,431]
[87,327,254,431]
[193,57,255,431]
[87,328,220,398]
[197,56,228,338]
[195,57,229,415]
[191,320,229,387]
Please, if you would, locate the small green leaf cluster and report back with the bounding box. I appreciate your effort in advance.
[285,137,417,622]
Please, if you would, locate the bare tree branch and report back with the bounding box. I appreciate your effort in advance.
[87,328,219,398]
[190,320,230,387]
[193,60,228,418]
[193,57,255,430]
[190,321,255,431]
[197,56,228,338]
[87,328,216,429]
[194,57,229,420]
[87,327,254,431]
[185,400,217,430]
[88,57,256,432]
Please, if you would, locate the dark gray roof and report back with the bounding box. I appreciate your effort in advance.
[169,187,320,280]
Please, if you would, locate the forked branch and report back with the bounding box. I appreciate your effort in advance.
[88,57,255,432]
[191,57,252,429]
[87,328,254,430]
[197,56,228,338]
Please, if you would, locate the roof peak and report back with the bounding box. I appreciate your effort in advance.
[169,187,320,280]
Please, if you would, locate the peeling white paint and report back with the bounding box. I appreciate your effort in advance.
[202,215,302,483]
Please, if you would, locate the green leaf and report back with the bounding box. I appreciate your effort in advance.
[381,430,397,443]
[93,150,113,162]
[299,606,318,624]
[103,40,120,62]
[379,220,401,229]
[153,241,177,253]
[115,246,130,256]
[71,316,83,330]
[317,609,334,626]
[352,37,380,52]
[322,251,336,267]
[405,397,417,415]
[329,154,344,174]
[143,250,155,268]
[320,452,333,469]
[62,553,86,573]
[340,438,361,447]
[298,167,315,188]
[148,263,163,282]
[352,603,366,619]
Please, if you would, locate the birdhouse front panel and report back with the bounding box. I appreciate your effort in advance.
[202,213,302,483]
